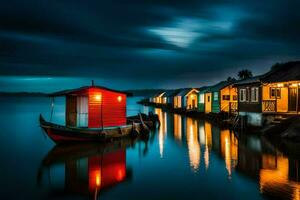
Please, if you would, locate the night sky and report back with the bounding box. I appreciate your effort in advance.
[0,0,300,92]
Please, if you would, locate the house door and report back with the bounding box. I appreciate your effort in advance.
[205,93,212,113]
[77,96,88,127]
[288,88,297,112]
[192,99,196,109]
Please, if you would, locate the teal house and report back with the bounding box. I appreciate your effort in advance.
[198,86,209,112]
[204,81,231,114]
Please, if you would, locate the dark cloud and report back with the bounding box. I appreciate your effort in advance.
[0,0,299,91]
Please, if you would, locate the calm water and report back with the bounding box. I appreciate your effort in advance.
[0,96,299,200]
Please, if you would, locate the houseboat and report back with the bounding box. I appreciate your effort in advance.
[40,83,159,143]
[173,88,199,110]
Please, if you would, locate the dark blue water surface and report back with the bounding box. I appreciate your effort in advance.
[0,96,299,200]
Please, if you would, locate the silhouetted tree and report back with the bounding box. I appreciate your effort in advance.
[271,62,282,71]
[238,69,253,80]
[227,76,236,83]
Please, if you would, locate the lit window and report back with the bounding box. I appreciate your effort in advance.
[270,88,281,99]
[251,87,259,102]
[199,94,204,103]
[117,96,122,102]
[214,92,218,100]
[239,89,247,102]
[222,95,230,101]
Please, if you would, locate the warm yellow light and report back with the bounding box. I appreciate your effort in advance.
[117,96,122,102]
[291,83,298,87]
[191,94,195,99]
[277,83,284,87]
[95,94,102,101]
[95,174,101,187]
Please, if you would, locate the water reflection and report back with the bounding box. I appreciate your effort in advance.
[155,108,300,200]
[186,117,200,171]
[220,130,238,179]
[155,108,167,158]
[173,114,182,142]
[37,138,148,199]
[260,156,300,200]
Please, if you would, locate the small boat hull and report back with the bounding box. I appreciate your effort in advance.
[39,114,157,143]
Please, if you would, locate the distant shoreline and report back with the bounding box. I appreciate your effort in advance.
[0,89,164,97]
[0,92,48,97]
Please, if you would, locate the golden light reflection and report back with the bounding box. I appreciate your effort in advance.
[95,173,101,187]
[174,114,182,141]
[220,130,238,180]
[260,156,300,200]
[186,117,200,171]
[199,124,205,145]
[155,108,167,158]
[203,122,212,170]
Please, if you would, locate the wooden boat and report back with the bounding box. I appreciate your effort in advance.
[39,113,159,144]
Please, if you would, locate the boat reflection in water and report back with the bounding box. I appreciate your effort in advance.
[154,107,300,200]
[37,138,148,199]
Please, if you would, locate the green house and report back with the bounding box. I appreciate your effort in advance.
[198,86,209,112]
[204,81,231,114]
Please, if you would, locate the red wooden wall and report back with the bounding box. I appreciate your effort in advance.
[88,88,126,128]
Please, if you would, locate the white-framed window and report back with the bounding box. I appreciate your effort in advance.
[251,87,259,102]
[199,94,204,103]
[239,89,247,102]
[214,92,218,100]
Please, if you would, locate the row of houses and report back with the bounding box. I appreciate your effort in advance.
[148,61,300,127]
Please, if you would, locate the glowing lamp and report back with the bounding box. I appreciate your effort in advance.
[117,96,122,102]
[291,83,298,87]
[277,83,283,87]
[95,94,102,101]
[191,95,195,99]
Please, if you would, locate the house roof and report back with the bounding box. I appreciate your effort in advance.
[152,91,166,98]
[48,85,128,97]
[161,89,181,98]
[206,81,232,92]
[261,61,300,83]
[198,86,209,93]
[233,76,262,86]
[175,88,199,97]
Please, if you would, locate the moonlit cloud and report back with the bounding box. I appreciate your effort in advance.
[0,0,299,91]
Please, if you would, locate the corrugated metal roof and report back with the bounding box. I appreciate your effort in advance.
[175,88,199,96]
[233,76,262,86]
[206,81,232,92]
[261,61,300,83]
[48,86,128,97]
[161,89,181,97]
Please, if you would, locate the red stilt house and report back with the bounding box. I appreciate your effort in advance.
[50,84,127,128]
